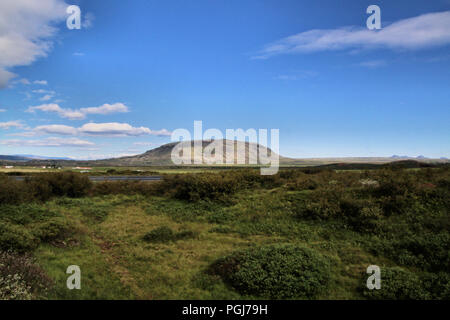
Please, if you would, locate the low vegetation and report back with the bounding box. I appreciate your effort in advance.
[0,165,448,299]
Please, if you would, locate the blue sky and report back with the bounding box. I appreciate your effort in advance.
[0,0,449,159]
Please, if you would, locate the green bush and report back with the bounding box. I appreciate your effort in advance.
[143,226,198,243]
[208,244,331,299]
[80,205,109,222]
[143,226,174,242]
[421,272,450,300]
[0,223,39,253]
[32,218,73,242]
[33,172,92,198]
[90,181,159,197]
[363,267,430,300]
[371,233,450,272]
[0,177,28,205]
[0,204,57,225]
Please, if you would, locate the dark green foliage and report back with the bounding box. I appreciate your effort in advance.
[362,267,430,300]
[143,226,198,243]
[0,172,92,205]
[32,218,73,242]
[0,222,40,253]
[420,272,450,300]
[209,244,331,299]
[370,233,450,272]
[160,170,283,202]
[0,204,74,252]
[90,180,159,196]
[80,205,109,222]
[32,172,92,199]
[0,176,29,204]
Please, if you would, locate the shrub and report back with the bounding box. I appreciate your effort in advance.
[208,244,331,299]
[0,251,53,299]
[0,204,57,225]
[0,223,39,253]
[175,230,198,240]
[420,272,450,300]
[0,177,28,205]
[90,181,159,197]
[362,267,429,300]
[143,226,174,242]
[372,233,450,272]
[33,172,92,198]
[143,226,198,243]
[80,205,109,222]
[32,218,73,242]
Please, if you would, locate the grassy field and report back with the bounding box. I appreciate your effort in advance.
[0,167,449,300]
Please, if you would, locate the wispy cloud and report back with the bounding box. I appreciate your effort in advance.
[253,11,450,59]
[0,109,6,112]
[80,103,129,115]
[34,124,78,136]
[0,120,24,129]
[356,60,387,68]
[0,137,95,148]
[82,12,95,29]
[78,123,170,137]
[40,94,54,101]
[22,122,172,137]
[275,70,318,80]
[26,102,130,120]
[133,142,156,147]
[26,103,85,120]
[33,80,48,85]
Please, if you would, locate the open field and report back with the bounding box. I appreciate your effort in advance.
[0,166,449,300]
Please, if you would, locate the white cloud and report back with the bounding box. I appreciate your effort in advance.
[0,120,24,129]
[0,109,6,112]
[254,11,450,59]
[356,60,387,68]
[150,129,172,137]
[34,124,78,135]
[0,137,95,147]
[0,0,67,88]
[40,94,54,101]
[0,69,16,88]
[27,103,86,120]
[80,103,129,115]
[82,12,94,29]
[18,122,171,137]
[32,89,53,94]
[26,102,130,120]
[133,142,155,146]
[73,52,85,56]
[79,123,153,136]
[33,80,48,85]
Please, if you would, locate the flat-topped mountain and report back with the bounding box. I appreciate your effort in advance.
[103,139,285,166]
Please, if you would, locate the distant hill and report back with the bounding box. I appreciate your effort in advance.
[100,139,287,166]
[0,155,32,161]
